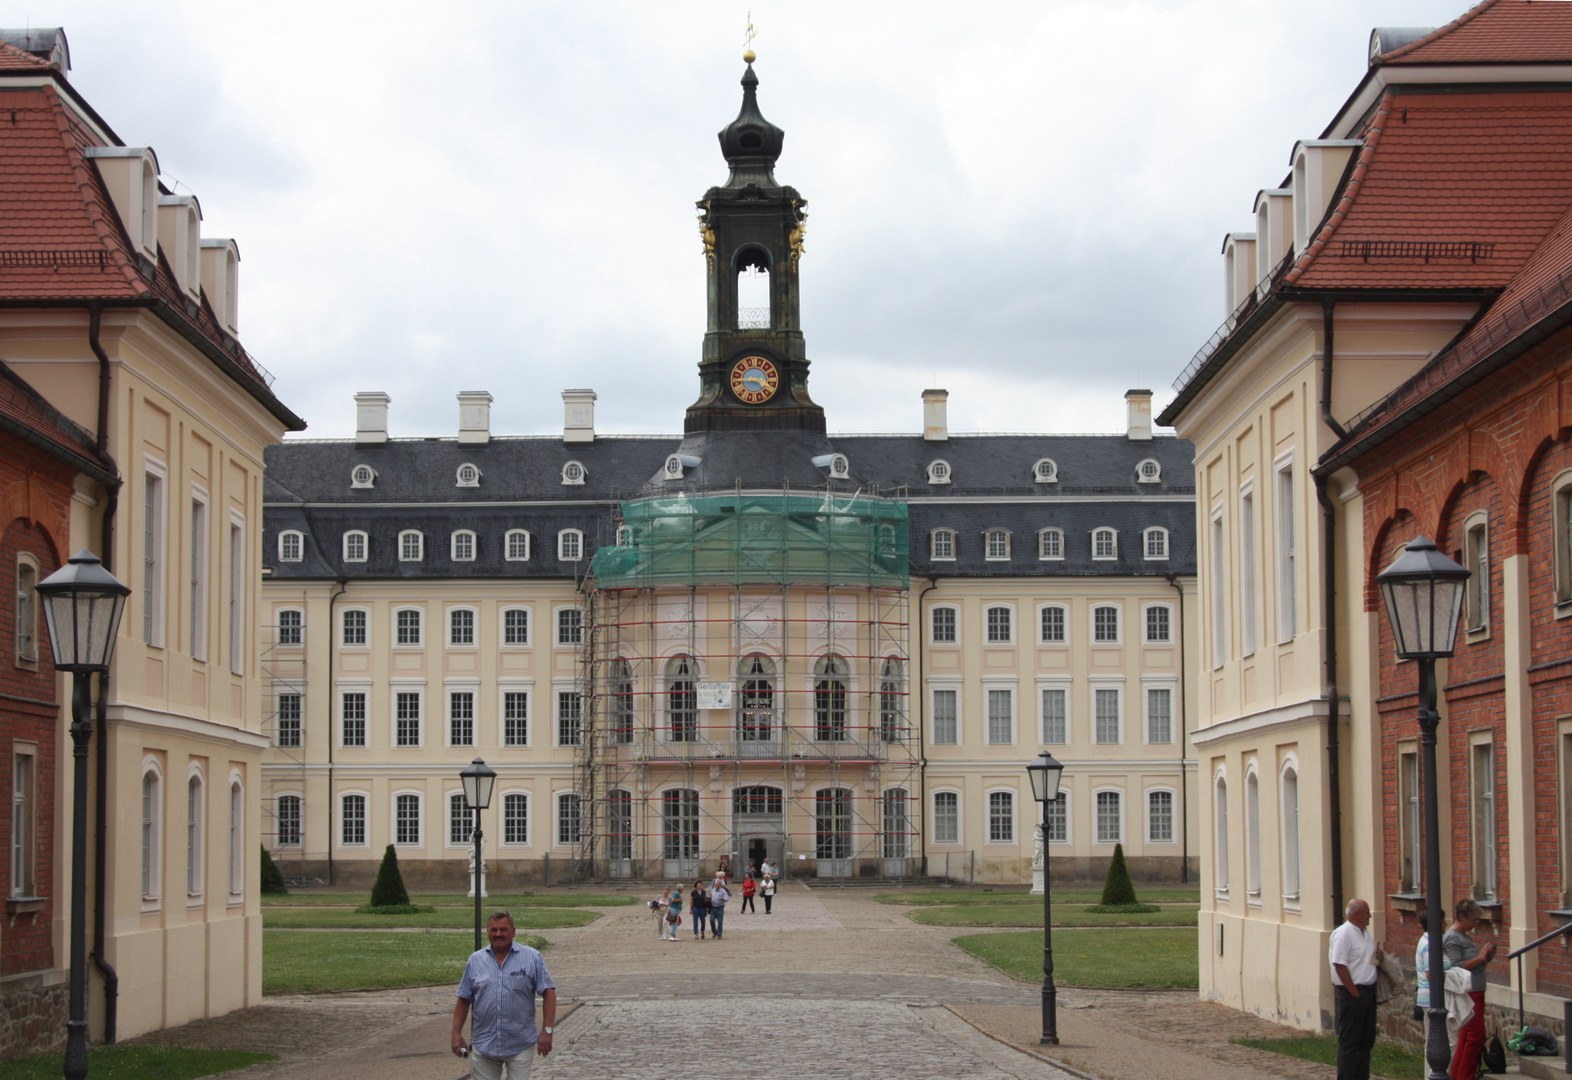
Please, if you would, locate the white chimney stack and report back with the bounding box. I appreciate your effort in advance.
[563,389,596,445]
[923,389,949,442]
[1125,389,1153,441]
[457,391,492,445]
[355,392,390,445]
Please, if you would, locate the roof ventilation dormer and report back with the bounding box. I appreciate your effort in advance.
[563,389,596,445]
[1222,233,1256,315]
[923,389,949,442]
[1253,189,1292,295]
[0,28,69,73]
[199,239,240,335]
[457,391,492,446]
[811,453,849,479]
[355,392,390,446]
[1291,140,1362,255]
[157,194,202,303]
[85,147,159,264]
[1369,27,1435,67]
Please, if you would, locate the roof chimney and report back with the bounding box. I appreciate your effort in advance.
[457,391,492,445]
[1125,389,1153,441]
[922,389,948,442]
[355,392,390,445]
[563,389,596,445]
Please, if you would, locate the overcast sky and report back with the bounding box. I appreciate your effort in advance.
[37,0,1472,440]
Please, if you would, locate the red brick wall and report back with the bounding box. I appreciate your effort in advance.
[0,433,76,977]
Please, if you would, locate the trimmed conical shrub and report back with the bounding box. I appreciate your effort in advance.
[260,844,287,894]
[370,844,411,907]
[1100,842,1139,906]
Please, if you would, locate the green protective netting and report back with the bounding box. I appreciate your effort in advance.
[589,493,909,590]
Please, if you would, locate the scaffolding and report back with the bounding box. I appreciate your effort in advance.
[573,490,921,882]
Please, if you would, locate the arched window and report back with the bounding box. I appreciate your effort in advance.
[879,658,906,743]
[449,607,476,647]
[1144,604,1173,644]
[141,765,163,901]
[556,792,582,846]
[278,530,303,562]
[1144,527,1169,560]
[350,465,375,489]
[1033,458,1058,484]
[561,461,586,486]
[1137,458,1162,483]
[505,529,531,561]
[666,655,697,742]
[814,655,848,742]
[340,792,366,846]
[926,460,952,485]
[985,529,1011,561]
[451,530,476,562]
[738,655,775,742]
[882,788,910,859]
[1214,775,1230,892]
[604,790,631,860]
[1092,604,1120,643]
[398,530,424,561]
[1038,528,1063,560]
[1040,604,1067,644]
[1245,768,1262,899]
[1281,763,1301,903]
[341,608,368,646]
[986,605,1012,643]
[1095,790,1122,845]
[815,788,852,861]
[504,792,529,846]
[15,556,37,662]
[931,605,958,643]
[988,790,1016,843]
[276,793,302,848]
[187,773,205,896]
[395,792,422,846]
[449,791,472,846]
[1092,528,1118,559]
[558,529,583,561]
[342,530,368,562]
[395,607,422,646]
[276,608,303,646]
[228,780,244,896]
[662,788,700,861]
[930,529,956,560]
[1148,789,1175,844]
[736,248,770,329]
[609,658,635,744]
[932,790,960,845]
[456,463,480,488]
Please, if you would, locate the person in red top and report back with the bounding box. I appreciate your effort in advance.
[740,872,757,914]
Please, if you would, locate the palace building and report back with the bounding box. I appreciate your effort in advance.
[260,59,1199,888]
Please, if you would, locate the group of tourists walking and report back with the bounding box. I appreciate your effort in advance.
[652,860,779,941]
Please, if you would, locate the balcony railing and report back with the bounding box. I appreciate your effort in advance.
[1172,248,1297,395]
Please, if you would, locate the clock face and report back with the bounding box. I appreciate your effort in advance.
[730,356,780,404]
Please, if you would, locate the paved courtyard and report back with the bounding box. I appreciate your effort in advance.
[132,883,1344,1080]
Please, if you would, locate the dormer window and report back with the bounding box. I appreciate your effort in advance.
[505,530,531,561]
[451,530,476,562]
[343,531,368,563]
[399,531,424,562]
[616,525,632,546]
[931,529,956,560]
[664,455,684,480]
[1033,459,1058,484]
[1137,459,1161,484]
[562,461,586,486]
[351,465,376,489]
[829,454,849,479]
[456,464,480,488]
[277,530,303,563]
[985,529,1011,561]
[927,460,952,485]
[1038,528,1064,560]
[1093,528,1118,560]
[558,529,583,561]
[1144,527,1169,560]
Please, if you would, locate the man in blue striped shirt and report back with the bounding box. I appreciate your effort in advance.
[452,911,557,1080]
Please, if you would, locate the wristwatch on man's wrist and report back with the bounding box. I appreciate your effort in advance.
[541,1027,553,1035]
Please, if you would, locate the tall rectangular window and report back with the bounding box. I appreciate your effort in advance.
[450,792,472,845]
[229,783,243,896]
[933,791,958,844]
[14,562,36,663]
[190,499,207,659]
[343,531,367,562]
[986,606,1012,643]
[1096,790,1122,844]
[10,754,33,896]
[142,771,161,899]
[931,530,954,560]
[557,608,582,646]
[987,688,1013,744]
[504,793,528,845]
[503,609,529,646]
[1148,790,1174,843]
[395,692,421,747]
[557,691,583,746]
[395,793,420,845]
[341,692,367,747]
[503,692,529,746]
[1145,605,1171,644]
[276,692,302,747]
[186,778,203,896]
[1240,489,1257,656]
[1466,521,1491,633]
[449,691,475,746]
[1276,463,1295,642]
[1044,792,1067,844]
[143,472,165,645]
[1094,688,1120,744]
[988,791,1014,843]
[1041,687,1067,744]
[1146,687,1172,744]
[1472,742,1498,900]
[1211,513,1226,667]
[1040,606,1065,643]
[449,609,475,647]
[396,609,422,646]
[276,794,301,847]
[932,607,957,643]
[1093,605,1119,643]
[228,522,244,674]
[342,609,367,646]
[557,793,582,846]
[932,689,958,745]
[1399,750,1420,891]
[341,793,366,845]
[277,609,302,646]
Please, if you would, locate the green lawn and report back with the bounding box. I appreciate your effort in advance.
[261,891,635,908]
[910,903,1198,927]
[262,906,599,930]
[953,927,1198,989]
[264,930,546,994]
[0,1046,273,1080]
[876,888,1200,906]
[1233,1035,1425,1080]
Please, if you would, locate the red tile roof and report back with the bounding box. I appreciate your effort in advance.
[0,358,114,482]
[0,39,52,71]
[1378,0,1572,66]
[1286,90,1572,290]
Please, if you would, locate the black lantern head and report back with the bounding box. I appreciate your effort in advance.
[35,549,130,672]
[460,757,497,810]
[1376,535,1470,660]
[1026,750,1065,803]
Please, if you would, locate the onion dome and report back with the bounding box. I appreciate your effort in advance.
[717,59,784,187]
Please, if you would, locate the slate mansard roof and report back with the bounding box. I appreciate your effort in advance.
[262,432,1195,583]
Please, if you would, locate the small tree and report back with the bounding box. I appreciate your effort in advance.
[370,844,411,907]
[1100,842,1139,906]
[260,844,287,895]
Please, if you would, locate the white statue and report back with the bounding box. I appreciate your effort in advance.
[1030,824,1046,895]
[467,846,488,899]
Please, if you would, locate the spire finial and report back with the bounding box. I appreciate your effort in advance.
[743,12,757,64]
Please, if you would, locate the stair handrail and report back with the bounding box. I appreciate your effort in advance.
[1503,919,1572,1059]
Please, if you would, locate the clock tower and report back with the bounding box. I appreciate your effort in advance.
[686,56,824,434]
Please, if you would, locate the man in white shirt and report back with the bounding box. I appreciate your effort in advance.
[1328,898,1383,1080]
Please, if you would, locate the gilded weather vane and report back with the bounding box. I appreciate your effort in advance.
[744,12,757,62]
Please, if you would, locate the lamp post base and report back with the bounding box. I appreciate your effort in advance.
[62,1018,88,1080]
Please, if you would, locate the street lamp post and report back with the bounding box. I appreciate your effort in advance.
[1376,536,1470,1080]
[1026,750,1065,1046]
[459,758,497,952]
[35,551,130,1080]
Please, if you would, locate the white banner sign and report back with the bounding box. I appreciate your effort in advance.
[696,682,733,710]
